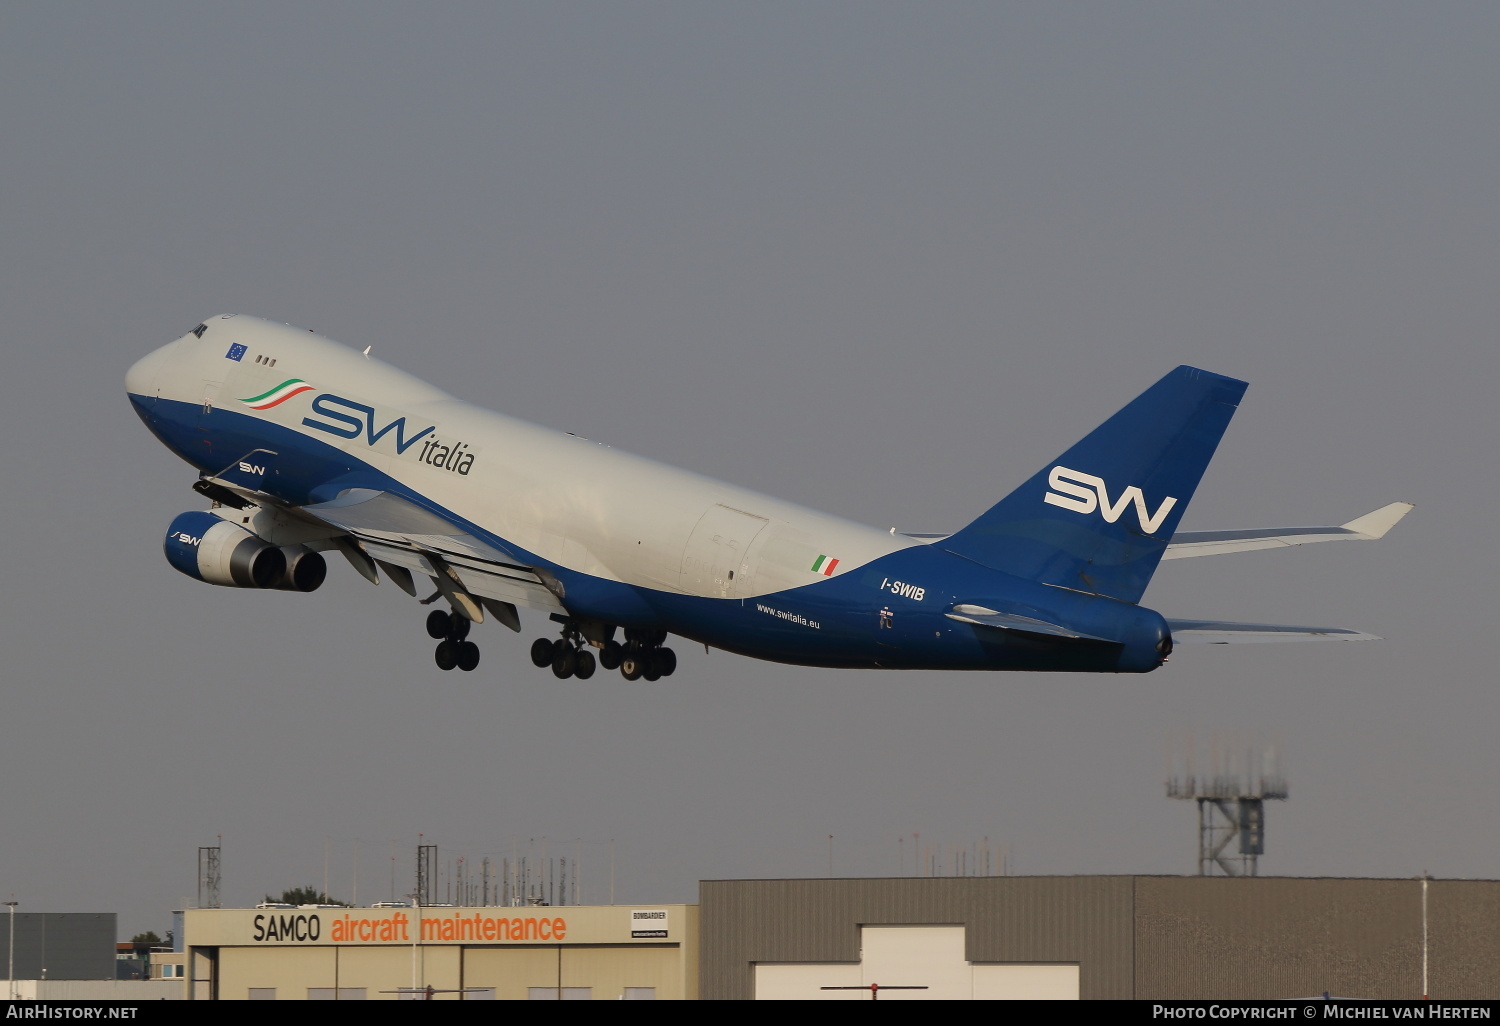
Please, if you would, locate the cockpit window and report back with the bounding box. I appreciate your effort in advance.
[191,323,208,338]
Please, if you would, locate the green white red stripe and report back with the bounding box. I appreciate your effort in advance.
[239,378,314,410]
[811,554,839,576]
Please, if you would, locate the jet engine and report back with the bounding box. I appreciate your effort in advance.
[275,545,327,592]
[163,511,326,592]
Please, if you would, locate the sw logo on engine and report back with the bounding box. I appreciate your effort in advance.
[1043,465,1178,535]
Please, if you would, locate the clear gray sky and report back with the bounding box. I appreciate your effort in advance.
[2,2,1494,937]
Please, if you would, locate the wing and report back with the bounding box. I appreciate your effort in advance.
[1160,502,1412,560]
[299,488,566,616]
[195,458,565,619]
[1166,619,1379,644]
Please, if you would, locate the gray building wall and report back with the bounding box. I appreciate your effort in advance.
[0,913,117,981]
[701,877,1134,1000]
[701,876,1497,1000]
[1135,877,1420,999]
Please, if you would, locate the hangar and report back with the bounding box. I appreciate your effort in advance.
[169,875,1500,999]
[698,875,1500,1000]
[181,904,696,1000]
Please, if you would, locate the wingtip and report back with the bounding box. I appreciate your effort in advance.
[1340,501,1415,539]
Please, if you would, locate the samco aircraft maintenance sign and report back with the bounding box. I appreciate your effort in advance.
[631,909,668,938]
[182,905,693,947]
[251,908,569,944]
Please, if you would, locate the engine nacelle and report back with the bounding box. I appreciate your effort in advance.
[163,510,286,589]
[275,545,327,593]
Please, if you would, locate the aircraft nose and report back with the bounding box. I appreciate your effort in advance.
[125,346,163,399]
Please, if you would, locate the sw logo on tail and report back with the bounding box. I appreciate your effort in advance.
[1043,466,1179,535]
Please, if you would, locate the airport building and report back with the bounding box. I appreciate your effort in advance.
[1,912,182,1000]
[699,875,1500,1000]
[0,912,117,983]
[135,874,1500,999]
[180,904,696,1000]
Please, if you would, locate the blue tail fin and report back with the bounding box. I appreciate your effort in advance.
[941,366,1247,603]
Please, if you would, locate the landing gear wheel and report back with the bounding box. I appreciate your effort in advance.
[656,647,677,677]
[552,646,578,679]
[456,641,480,672]
[448,613,471,641]
[599,639,623,671]
[434,639,458,671]
[620,654,645,681]
[426,610,451,639]
[642,653,663,682]
[573,650,596,679]
[530,638,555,668]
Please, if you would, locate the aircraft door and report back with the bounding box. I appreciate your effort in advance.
[680,504,769,599]
[194,376,224,456]
[196,376,224,418]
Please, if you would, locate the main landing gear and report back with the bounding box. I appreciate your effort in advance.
[618,628,676,681]
[530,626,676,681]
[424,609,679,681]
[529,622,597,679]
[618,624,678,681]
[427,609,480,672]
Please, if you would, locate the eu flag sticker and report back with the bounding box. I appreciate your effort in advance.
[225,343,248,362]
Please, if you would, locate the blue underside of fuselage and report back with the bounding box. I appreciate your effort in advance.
[130,393,1165,672]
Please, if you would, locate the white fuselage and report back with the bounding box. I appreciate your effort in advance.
[127,315,916,602]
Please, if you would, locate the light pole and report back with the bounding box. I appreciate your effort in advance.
[405,893,420,1000]
[4,901,17,1001]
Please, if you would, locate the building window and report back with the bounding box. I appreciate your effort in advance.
[248,988,276,1000]
[623,987,657,1000]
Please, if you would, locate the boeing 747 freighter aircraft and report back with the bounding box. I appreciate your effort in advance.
[126,315,1410,680]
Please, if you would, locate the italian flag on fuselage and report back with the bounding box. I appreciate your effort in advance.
[239,378,314,410]
[811,554,840,576]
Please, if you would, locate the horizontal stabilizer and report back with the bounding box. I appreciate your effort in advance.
[1167,618,1379,643]
[1162,502,1413,559]
[945,604,1113,643]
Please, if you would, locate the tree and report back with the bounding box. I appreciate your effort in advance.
[263,886,348,906]
[130,931,161,945]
